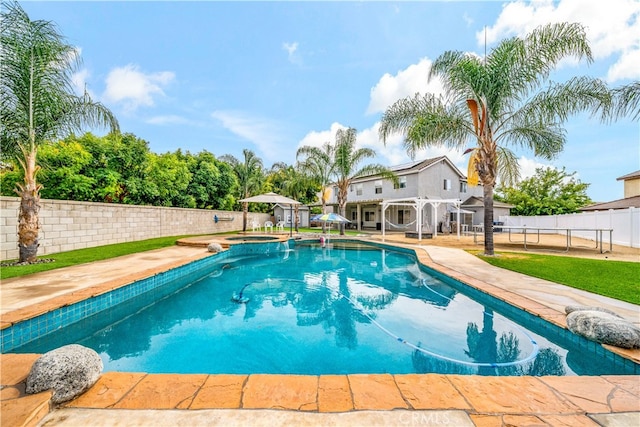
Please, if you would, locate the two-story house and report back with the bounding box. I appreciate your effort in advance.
[326,156,485,232]
[579,170,640,211]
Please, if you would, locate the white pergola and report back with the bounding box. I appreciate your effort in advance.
[380,197,464,241]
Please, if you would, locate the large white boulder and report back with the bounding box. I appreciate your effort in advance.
[26,344,103,403]
[566,310,640,349]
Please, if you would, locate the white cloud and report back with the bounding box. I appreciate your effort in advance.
[211,110,287,163]
[103,64,175,111]
[283,41,302,65]
[516,156,553,180]
[366,58,444,115]
[296,122,347,150]
[606,48,640,82]
[463,12,474,27]
[482,0,640,82]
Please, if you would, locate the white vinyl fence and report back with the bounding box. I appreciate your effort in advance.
[502,207,639,248]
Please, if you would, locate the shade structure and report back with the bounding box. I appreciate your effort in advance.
[239,192,300,237]
[239,192,300,205]
[311,212,350,223]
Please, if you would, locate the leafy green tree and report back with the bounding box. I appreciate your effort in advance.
[0,1,119,262]
[379,22,610,255]
[144,152,193,207]
[37,140,95,200]
[496,167,592,215]
[220,149,264,231]
[184,151,238,210]
[333,127,397,235]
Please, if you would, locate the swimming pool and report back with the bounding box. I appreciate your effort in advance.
[7,240,638,376]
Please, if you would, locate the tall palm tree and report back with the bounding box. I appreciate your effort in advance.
[1,1,119,262]
[333,127,397,235]
[296,142,335,232]
[269,162,310,232]
[379,22,610,255]
[220,149,264,231]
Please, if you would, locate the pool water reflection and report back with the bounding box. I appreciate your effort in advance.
[12,242,636,376]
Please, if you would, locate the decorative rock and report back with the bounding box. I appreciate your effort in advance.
[208,242,223,253]
[26,344,103,404]
[564,305,622,318]
[566,310,640,349]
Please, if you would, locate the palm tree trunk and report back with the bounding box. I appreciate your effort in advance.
[17,149,41,263]
[242,202,248,232]
[483,184,495,256]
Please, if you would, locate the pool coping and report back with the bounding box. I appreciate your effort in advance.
[2,238,639,425]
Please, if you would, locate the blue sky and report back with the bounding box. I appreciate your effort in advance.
[20,0,639,202]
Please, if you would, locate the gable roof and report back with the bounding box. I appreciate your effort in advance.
[352,156,469,182]
[579,195,640,211]
[616,170,640,181]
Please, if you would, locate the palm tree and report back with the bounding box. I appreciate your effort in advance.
[379,22,610,255]
[608,81,639,122]
[333,127,397,235]
[269,162,310,232]
[296,142,335,232]
[1,1,119,262]
[220,149,264,231]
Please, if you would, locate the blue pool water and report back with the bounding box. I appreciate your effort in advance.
[10,241,637,376]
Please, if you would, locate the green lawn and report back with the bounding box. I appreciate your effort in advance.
[475,251,640,305]
[0,235,192,280]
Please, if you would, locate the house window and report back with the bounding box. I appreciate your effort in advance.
[374,180,382,194]
[460,182,467,193]
[356,184,363,196]
[443,179,451,191]
[351,211,357,221]
[364,211,375,221]
[394,176,407,189]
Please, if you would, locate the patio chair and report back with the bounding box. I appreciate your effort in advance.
[276,221,285,232]
[251,219,260,232]
[264,221,274,233]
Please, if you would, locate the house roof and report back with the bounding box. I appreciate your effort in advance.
[616,170,640,181]
[351,156,470,183]
[579,195,640,211]
[461,196,514,209]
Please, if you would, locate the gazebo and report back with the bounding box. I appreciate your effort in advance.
[380,197,465,241]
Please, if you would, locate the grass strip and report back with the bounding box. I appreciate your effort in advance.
[474,251,640,305]
[1,235,193,280]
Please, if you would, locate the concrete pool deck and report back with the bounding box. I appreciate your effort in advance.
[1,236,639,426]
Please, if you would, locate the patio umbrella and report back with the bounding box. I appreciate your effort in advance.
[239,192,300,236]
[239,192,301,205]
[310,212,351,235]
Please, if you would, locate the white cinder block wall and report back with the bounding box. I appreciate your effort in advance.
[1,196,269,261]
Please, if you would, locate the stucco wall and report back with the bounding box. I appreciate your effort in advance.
[1,196,269,261]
